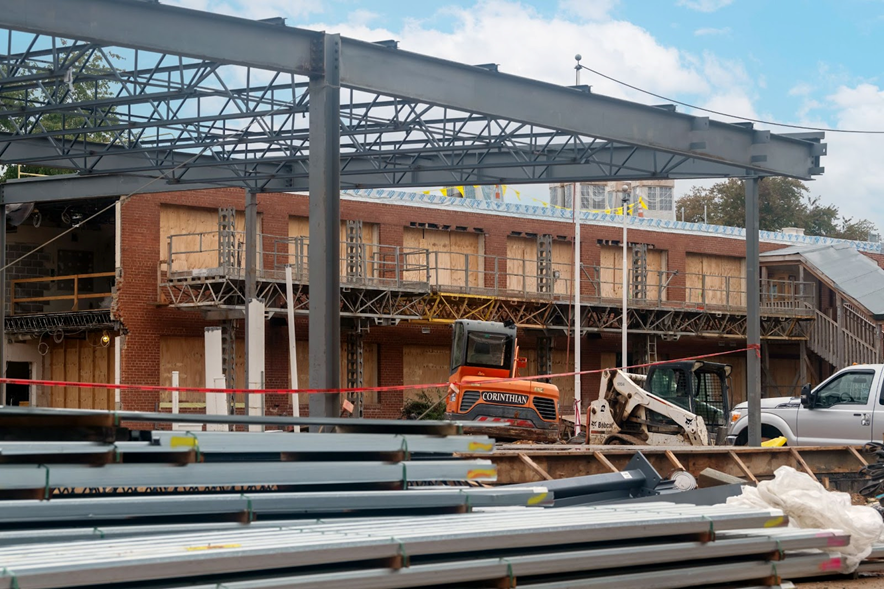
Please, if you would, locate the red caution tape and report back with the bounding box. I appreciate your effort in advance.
[0,345,760,396]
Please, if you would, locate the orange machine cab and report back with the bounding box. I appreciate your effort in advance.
[445,319,560,440]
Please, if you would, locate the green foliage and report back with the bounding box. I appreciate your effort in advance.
[401,390,447,421]
[675,178,879,241]
[0,43,120,143]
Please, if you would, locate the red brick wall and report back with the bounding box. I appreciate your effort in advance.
[117,187,875,418]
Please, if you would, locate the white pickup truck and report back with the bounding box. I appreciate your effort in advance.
[726,364,884,446]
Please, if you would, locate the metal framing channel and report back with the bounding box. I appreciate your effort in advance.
[0,407,487,436]
[158,531,847,589]
[0,459,498,491]
[218,207,237,271]
[631,243,648,300]
[521,553,842,589]
[537,234,553,295]
[148,431,495,455]
[0,487,553,524]
[345,328,365,418]
[0,503,790,589]
[345,219,364,281]
[222,320,237,393]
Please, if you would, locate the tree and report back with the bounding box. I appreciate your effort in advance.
[0,42,120,143]
[675,178,879,240]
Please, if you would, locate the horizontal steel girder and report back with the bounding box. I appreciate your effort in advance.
[0,0,825,193]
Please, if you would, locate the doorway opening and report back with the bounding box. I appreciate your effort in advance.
[5,362,31,406]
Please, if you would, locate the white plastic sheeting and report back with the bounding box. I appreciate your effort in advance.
[726,465,884,572]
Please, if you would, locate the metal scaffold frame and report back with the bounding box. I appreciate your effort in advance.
[0,0,827,423]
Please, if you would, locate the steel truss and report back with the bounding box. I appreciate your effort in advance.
[159,272,811,340]
[0,1,826,205]
[4,310,116,336]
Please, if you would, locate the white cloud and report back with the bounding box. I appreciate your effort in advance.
[558,0,619,21]
[676,0,734,11]
[788,82,814,96]
[807,84,884,231]
[164,0,322,21]
[694,26,730,36]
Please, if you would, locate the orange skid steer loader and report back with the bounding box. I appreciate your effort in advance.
[444,319,560,442]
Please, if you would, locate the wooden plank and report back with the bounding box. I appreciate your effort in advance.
[449,231,480,288]
[506,236,535,293]
[159,336,206,405]
[848,446,869,467]
[665,450,686,472]
[518,453,554,481]
[599,245,623,299]
[592,451,619,473]
[646,249,667,301]
[93,344,109,411]
[49,343,65,408]
[64,340,79,409]
[727,450,758,484]
[78,341,94,410]
[550,240,573,296]
[789,447,819,481]
[685,253,704,303]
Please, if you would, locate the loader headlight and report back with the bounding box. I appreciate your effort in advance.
[450,393,457,403]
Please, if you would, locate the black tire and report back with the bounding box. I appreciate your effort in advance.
[734,425,785,446]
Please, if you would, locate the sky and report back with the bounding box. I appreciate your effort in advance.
[167,0,884,234]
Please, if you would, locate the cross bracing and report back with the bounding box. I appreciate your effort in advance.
[0,0,826,205]
[0,0,827,427]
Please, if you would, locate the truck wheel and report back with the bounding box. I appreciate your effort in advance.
[734,426,784,446]
[761,425,785,444]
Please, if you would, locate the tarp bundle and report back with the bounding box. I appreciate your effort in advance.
[726,465,884,572]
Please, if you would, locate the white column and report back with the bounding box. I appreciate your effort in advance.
[285,265,300,424]
[171,370,179,416]
[204,326,227,432]
[247,298,266,432]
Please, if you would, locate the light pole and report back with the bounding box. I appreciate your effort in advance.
[573,182,581,434]
[620,184,631,369]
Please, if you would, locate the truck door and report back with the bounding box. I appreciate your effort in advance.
[796,369,876,446]
[870,373,884,443]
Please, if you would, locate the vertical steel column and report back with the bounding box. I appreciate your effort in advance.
[0,203,5,405]
[244,190,258,395]
[745,176,762,447]
[308,33,342,426]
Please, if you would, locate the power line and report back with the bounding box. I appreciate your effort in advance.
[576,63,884,135]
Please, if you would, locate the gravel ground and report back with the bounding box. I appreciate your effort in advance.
[796,575,884,588]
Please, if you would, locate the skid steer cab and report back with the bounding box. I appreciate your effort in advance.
[587,360,732,446]
[445,319,560,442]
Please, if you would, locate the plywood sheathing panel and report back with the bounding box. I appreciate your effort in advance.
[160,205,262,272]
[686,253,745,306]
[403,345,449,403]
[42,339,115,409]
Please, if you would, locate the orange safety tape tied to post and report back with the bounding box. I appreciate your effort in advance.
[0,345,760,396]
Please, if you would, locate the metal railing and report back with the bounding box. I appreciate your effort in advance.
[10,272,116,316]
[161,231,816,315]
